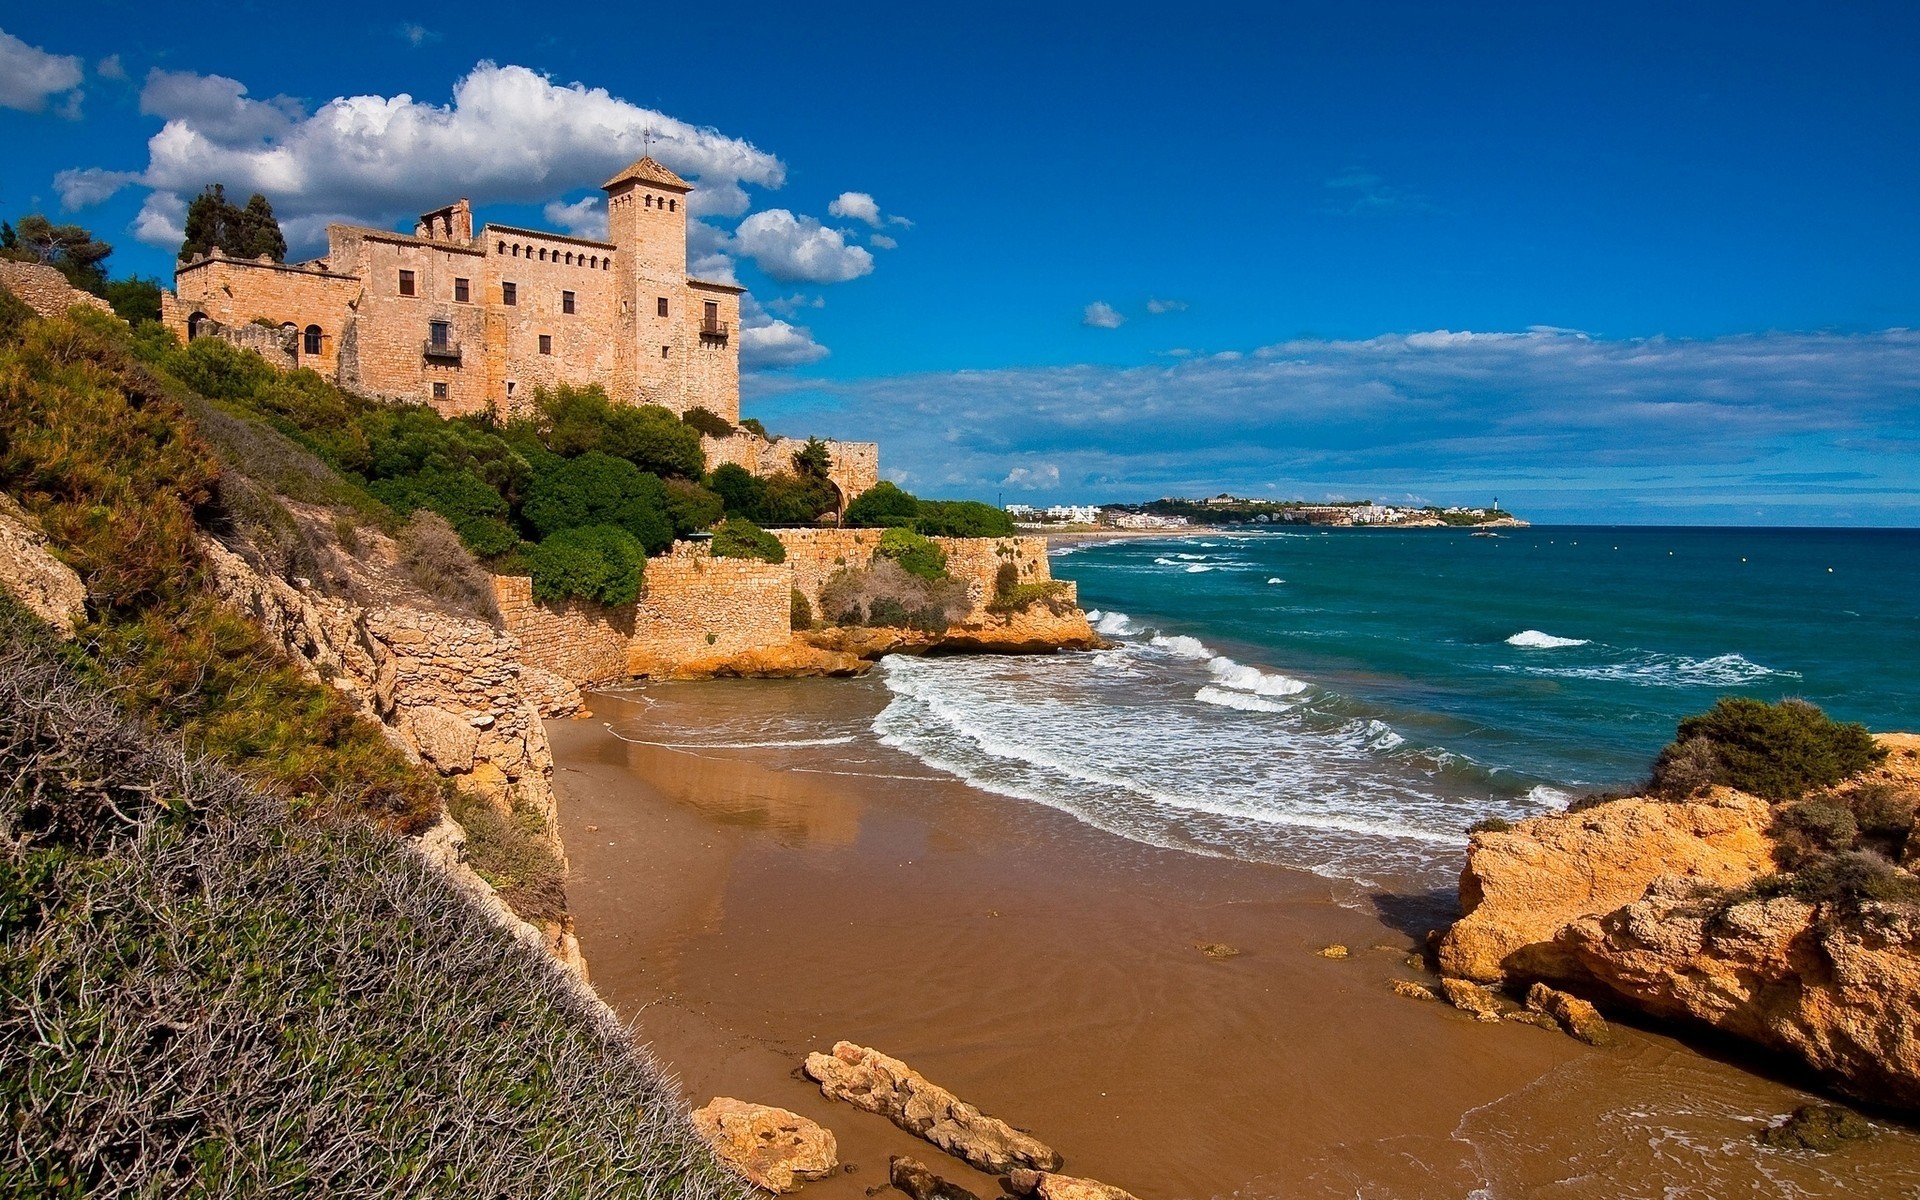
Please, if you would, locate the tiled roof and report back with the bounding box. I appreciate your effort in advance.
[601,156,692,192]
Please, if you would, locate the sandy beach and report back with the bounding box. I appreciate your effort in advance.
[550,676,1920,1199]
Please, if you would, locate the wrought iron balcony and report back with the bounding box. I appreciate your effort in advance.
[699,319,730,342]
[422,339,462,362]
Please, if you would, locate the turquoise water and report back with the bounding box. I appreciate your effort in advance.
[870,526,1920,883]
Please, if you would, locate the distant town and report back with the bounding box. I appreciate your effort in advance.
[1007,494,1526,530]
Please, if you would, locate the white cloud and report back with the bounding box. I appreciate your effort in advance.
[0,28,83,113]
[741,328,1920,521]
[1082,301,1125,329]
[765,293,824,316]
[132,190,187,247]
[56,167,141,209]
[96,54,126,82]
[542,196,606,240]
[827,191,882,226]
[1003,463,1062,489]
[1146,298,1187,314]
[870,233,897,250]
[686,219,738,283]
[732,209,873,284]
[76,61,786,248]
[739,294,827,370]
[398,23,441,46]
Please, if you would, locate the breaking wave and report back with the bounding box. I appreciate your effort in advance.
[1507,629,1590,649]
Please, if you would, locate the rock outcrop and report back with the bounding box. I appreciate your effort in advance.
[1438,791,1775,983]
[1003,1169,1141,1200]
[0,495,86,636]
[888,1157,981,1200]
[803,1041,1062,1175]
[691,1098,838,1193]
[1437,749,1920,1109]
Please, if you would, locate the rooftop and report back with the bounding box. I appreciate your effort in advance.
[601,156,692,193]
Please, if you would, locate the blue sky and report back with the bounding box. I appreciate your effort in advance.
[3,2,1917,523]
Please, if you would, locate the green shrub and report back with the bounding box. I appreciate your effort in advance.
[371,466,518,556]
[844,480,921,528]
[710,518,785,564]
[664,477,724,536]
[915,498,1014,537]
[1771,799,1859,869]
[1652,698,1883,802]
[681,406,735,438]
[758,470,840,524]
[709,462,765,519]
[877,527,948,581]
[521,451,674,554]
[1650,735,1723,799]
[987,556,1069,614]
[1469,816,1514,834]
[526,525,644,606]
[817,560,970,632]
[1781,851,1920,908]
[790,587,813,630]
[524,384,703,479]
[738,416,768,439]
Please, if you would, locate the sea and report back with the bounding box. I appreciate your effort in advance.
[870,525,1920,886]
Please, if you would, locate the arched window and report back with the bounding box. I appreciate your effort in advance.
[304,325,323,355]
[187,312,209,340]
[498,240,507,254]
[588,255,597,268]
[669,199,677,212]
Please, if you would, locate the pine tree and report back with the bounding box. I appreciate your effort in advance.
[179,185,286,263]
[8,214,113,293]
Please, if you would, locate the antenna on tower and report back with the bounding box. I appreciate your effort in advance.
[642,126,656,157]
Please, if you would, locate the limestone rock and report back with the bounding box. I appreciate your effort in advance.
[1440,977,1504,1022]
[691,1098,838,1193]
[1317,943,1350,959]
[1390,979,1439,1002]
[0,495,86,636]
[1438,792,1776,983]
[1003,1169,1141,1200]
[408,705,482,772]
[1195,942,1241,959]
[803,1042,1061,1175]
[888,1156,980,1200]
[1525,983,1612,1047]
[1755,1103,1874,1153]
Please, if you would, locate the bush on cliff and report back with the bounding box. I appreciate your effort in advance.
[988,557,1071,615]
[844,480,920,527]
[0,601,748,1198]
[844,482,1016,538]
[876,527,948,581]
[521,451,674,556]
[1650,698,1884,802]
[526,525,645,607]
[791,587,813,630]
[710,518,786,564]
[681,405,735,438]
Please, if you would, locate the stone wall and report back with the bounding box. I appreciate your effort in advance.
[492,575,634,685]
[628,549,792,673]
[164,252,360,380]
[0,260,115,320]
[698,433,882,503]
[774,529,1067,623]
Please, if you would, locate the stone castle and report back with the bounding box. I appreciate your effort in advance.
[162,157,742,421]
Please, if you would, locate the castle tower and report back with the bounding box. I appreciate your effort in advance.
[603,156,693,408]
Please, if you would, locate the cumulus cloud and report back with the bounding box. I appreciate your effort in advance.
[66,61,787,250]
[542,196,606,240]
[1082,301,1125,329]
[1146,297,1187,314]
[739,294,828,370]
[742,328,1920,520]
[96,55,126,82]
[827,191,882,226]
[765,293,824,316]
[870,233,897,250]
[732,209,873,284]
[398,23,441,46]
[1003,463,1062,489]
[132,190,187,246]
[0,27,83,113]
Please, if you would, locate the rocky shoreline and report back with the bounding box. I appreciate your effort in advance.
[1437,735,1920,1111]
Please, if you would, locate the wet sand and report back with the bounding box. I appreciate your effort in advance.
[550,677,1920,1199]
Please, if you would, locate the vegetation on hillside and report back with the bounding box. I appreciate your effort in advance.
[0,598,747,1198]
[2,213,162,324]
[1650,697,1884,802]
[709,517,785,564]
[843,479,1014,537]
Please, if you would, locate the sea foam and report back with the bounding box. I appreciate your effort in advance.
[1507,629,1590,649]
[1150,634,1213,659]
[1195,686,1288,713]
[1208,656,1309,696]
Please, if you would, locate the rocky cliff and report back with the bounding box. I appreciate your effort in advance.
[1439,737,1920,1109]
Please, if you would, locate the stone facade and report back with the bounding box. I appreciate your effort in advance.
[776,529,1067,625]
[0,260,115,320]
[701,432,882,502]
[163,163,744,422]
[628,549,793,675]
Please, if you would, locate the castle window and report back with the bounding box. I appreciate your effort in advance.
[669,199,677,212]
[303,325,322,355]
[645,195,653,208]
[562,290,575,314]
[429,320,451,348]
[454,277,470,303]
[502,282,517,306]
[511,244,521,257]
[661,345,669,358]
[539,248,548,262]
[565,252,574,266]
[497,241,506,254]
[589,255,598,268]
[539,335,552,355]
[398,269,416,296]
[432,382,448,400]
[656,297,669,317]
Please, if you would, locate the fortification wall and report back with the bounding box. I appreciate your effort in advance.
[164,254,358,379]
[696,434,881,502]
[628,549,791,672]
[772,530,1064,623]
[492,575,634,685]
[0,260,115,320]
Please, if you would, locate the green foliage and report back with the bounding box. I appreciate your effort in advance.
[102,275,163,323]
[521,452,673,554]
[914,498,1014,537]
[1771,799,1860,869]
[1653,698,1885,801]
[709,462,765,519]
[0,612,751,1198]
[526,525,645,606]
[179,183,287,263]
[1769,851,1920,908]
[523,384,704,479]
[792,435,832,479]
[738,417,768,439]
[372,467,518,556]
[663,477,724,537]
[844,480,921,528]
[3,213,114,293]
[758,471,840,524]
[710,518,785,564]
[876,527,948,581]
[1469,816,1515,834]
[445,788,566,921]
[681,406,735,438]
[790,587,813,631]
[817,560,970,633]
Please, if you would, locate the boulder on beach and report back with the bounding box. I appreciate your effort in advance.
[1440,977,1504,1022]
[888,1156,981,1200]
[691,1097,838,1192]
[1526,983,1613,1046]
[1003,1167,1142,1200]
[804,1041,1061,1175]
